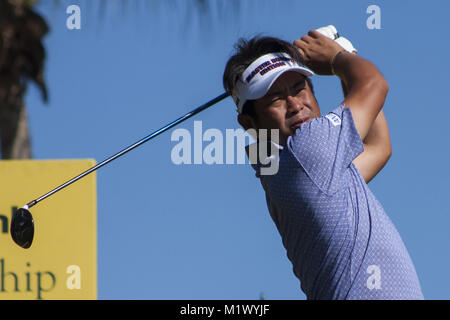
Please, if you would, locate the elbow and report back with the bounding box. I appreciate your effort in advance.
[377,141,392,165]
[365,76,389,113]
[356,75,389,106]
[386,147,392,160]
[381,77,389,97]
[385,144,392,162]
[371,75,389,98]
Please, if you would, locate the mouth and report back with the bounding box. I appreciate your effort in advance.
[290,117,310,130]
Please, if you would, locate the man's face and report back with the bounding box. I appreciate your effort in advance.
[241,71,320,146]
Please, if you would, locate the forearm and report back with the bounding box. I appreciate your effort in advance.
[340,79,348,97]
[333,51,387,95]
[340,78,390,147]
[333,51,389,141]
[339,70,391,184]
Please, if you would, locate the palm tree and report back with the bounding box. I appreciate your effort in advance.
[0,0,48,159]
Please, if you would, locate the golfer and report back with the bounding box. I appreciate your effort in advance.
[223,30,424,299]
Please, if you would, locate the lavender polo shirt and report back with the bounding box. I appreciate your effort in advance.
[252,104,424,300]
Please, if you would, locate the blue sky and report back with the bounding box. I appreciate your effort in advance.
[25,0,450,299]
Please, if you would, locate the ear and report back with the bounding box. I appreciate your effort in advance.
[237,114,257,131]
[238,114,258,158]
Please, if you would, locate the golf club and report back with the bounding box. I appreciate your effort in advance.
[10,92,230,249]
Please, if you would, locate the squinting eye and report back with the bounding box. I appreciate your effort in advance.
[295,84,305,94]
[266,97,282,108]
[269,95,281,103]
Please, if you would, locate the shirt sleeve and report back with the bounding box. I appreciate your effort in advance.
[287,104,364,194]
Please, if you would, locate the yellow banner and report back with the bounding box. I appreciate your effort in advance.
[0,160,97,300]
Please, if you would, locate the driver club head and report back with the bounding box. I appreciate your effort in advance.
[10,207,34,249]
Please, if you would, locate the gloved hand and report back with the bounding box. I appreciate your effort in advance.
[316,25,357,54]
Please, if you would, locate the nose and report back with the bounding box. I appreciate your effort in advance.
[286,95,302,116]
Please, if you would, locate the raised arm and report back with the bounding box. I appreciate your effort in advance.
[353,110,392,182]
[338,47,392,182]
[339,72,392,183]
[294,30,389,141]
[294,30,391,183]
[333,50,389,141]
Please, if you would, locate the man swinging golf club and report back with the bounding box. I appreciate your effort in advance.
[223,27,424,299]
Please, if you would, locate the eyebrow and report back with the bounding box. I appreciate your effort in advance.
[268,79,306,97]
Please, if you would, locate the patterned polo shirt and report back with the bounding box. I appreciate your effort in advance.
[252,104,424,300]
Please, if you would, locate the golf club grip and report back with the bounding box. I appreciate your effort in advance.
[26,92,231,209]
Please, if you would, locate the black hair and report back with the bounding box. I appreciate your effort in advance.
[223,35,315,117]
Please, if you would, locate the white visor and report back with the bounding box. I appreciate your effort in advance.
[232,52,314,114]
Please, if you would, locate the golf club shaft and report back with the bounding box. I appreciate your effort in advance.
[25,92,230,209]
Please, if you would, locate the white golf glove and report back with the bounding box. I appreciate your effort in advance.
[316,25,357,54]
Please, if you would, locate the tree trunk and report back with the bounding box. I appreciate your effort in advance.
[0,92,31,159]
[0,0,47,159]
